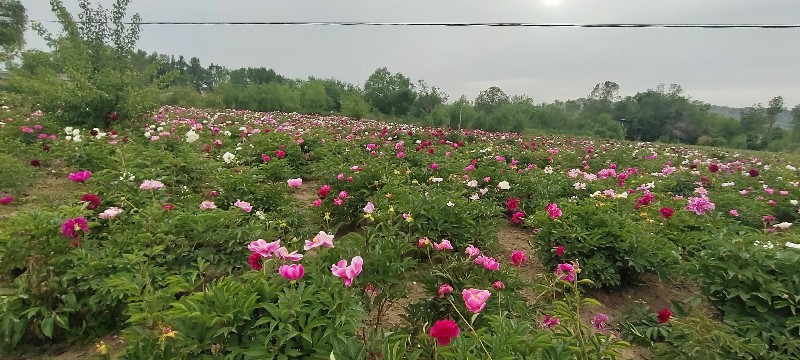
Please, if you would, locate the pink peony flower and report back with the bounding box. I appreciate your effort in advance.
[438,283,454,298]
[312,199,322,207]
[545,203,562,219]
[555,245,566,257]
[482,257,500,271]
[331,256,363,286]
[68,170,92,183]
[465,245,480,258]
[433,240,453,251]
[462,288,491,313]
[685,196,715,215]
[278,264,304,281]
[248,239,281,258]
[592,313,610,331]
[273,247,304,262]
[317,184,331,198]
[0,196,14,205]
[492,280,505,290]
[304,231,335,251]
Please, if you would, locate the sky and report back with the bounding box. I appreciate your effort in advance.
[22,0,800,108]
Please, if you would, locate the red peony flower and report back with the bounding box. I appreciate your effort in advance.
[659,207,674,219]
[657,308,672,323]
[429,319,460,346]
[80,193,101,210]
[555,245,566,257]
[708,163,719,173]
[748,169,759,177]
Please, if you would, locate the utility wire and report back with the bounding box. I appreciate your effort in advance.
[29,20,800,29]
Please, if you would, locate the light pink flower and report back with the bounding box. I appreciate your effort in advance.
[462,288,491,313]
[465,245,480,257]
[304,231,335,251]
[331,256,363,286]
[287,178,303,188]
[363,202,375,214]
[433,240,453,251]
[139,180,165,190]
[278,264,304,281]
[99,207,123,219]
[234,199,252,212]
[199,201,217,210]
[274,247,303,261]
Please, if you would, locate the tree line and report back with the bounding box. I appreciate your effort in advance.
[3,0,800,151]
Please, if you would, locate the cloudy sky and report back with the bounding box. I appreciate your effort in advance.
[23,0,800,108]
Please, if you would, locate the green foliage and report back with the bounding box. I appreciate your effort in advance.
[533,199,680,288]
[364,67,417,116]
[0,0,27,59]
[689,231,800,358]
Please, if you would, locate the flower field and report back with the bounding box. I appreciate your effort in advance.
[1,105,799,359]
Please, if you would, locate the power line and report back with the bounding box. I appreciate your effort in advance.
[29,20,800,29]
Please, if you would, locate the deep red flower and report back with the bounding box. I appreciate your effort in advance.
[555,245,565,257]
[248,252,263,270]
[429,319,460,346]
[162,203,175,211]
[748,169,759,177]
[80,193,101,210]
[30,159,41,167]
[659,207,674,219]
[708,163,719,173]
[657,308,672,323]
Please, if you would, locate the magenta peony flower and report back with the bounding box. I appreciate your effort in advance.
[543,314,560,329]
[278,264,304,282]
[0,195,14,205]
[61,217,89,239]
[68,170,92,183]
[248,252,263,270]
[555,263,576,282]
[429,319,460,346]
[510,250,527,267]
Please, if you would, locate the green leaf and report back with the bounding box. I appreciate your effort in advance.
[41,317,54,338]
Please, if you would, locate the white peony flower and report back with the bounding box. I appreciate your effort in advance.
[222,151,235,164]
[497,181,511,190]
[185,129,200,143]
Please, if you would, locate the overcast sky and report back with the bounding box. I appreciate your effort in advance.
[22,0,800,108]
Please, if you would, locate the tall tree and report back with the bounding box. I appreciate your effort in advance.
[0,0,27,58]
[363,67,416,116]
[474,86,510,114]
[764,96,786,142]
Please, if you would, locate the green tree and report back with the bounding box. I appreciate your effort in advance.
[340,92,371,119]
[0,0,27,59]
[299,80,333,114]
[763,96,786,146]
[474,86,510,114]
[791,104,800,141]
[363,67,416,116]
[412,79,448,117]
[9,0,158,127]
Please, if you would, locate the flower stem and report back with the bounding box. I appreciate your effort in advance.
[448,298,493,360]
